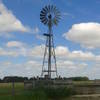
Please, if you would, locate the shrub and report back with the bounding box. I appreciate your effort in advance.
[33,87,74,100]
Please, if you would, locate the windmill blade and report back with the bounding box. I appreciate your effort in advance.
[44,19,48,24]
[45,6,49,12]
[41,18,48,24]
[48,5,51,12]
[40,13,45,17]
[51,5,54,12]
[42,8,47,14]
[55,15,61,20]
[40,17,46,21]
[55,14,61,18]
[41,10,46,15]
[52,6,56,10]
[56,11,60,15]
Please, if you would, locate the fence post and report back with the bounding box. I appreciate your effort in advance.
[12,81,15,96]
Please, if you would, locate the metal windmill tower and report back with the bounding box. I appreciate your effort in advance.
[40,5,60,79]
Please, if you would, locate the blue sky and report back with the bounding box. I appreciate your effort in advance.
[0,0,100,79]
[3,0,100,49]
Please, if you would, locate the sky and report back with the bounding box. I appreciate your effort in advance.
[0,0,100,79]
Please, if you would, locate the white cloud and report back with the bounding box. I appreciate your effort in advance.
[57,60,88,78]
[0,2,42,40]
[0,41,44,57]
[1,42,100,79]
[2,41,100,62]
[0,60,88,78]
[0,47,23,57]
[33,27,40,33]
[0,2,29,33]
[1,59,100,79]
[31,27,44,40]
[1,41,100,79]
[28,44,44,57]
[6,41,25,48]
[70,50,95,61]
[57,60,87,69]
[64,22,100,49]
[0,60,42,78]
[55,46,100,62]
[0,41,27,57]
[62,12,74,18]
[55,46,69,56]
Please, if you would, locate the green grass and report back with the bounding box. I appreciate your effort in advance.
[0,83,74,100]
[0,83,24,95]
[73,80,95,85]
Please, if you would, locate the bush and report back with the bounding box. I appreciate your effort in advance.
[33,87,74,100]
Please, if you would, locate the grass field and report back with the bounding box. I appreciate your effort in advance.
[0,83,74,100]
[0,83,26,100]
[0,81,96,100]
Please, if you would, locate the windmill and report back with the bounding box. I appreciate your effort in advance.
[40,5,60,79]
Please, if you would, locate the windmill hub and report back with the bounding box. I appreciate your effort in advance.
[48,14,52,19]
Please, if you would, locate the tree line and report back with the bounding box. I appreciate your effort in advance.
[0,76,89,83]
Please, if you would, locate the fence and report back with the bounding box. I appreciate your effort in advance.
[0,82,25,96]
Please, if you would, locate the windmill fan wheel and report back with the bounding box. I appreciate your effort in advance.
[40,5,60,26]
